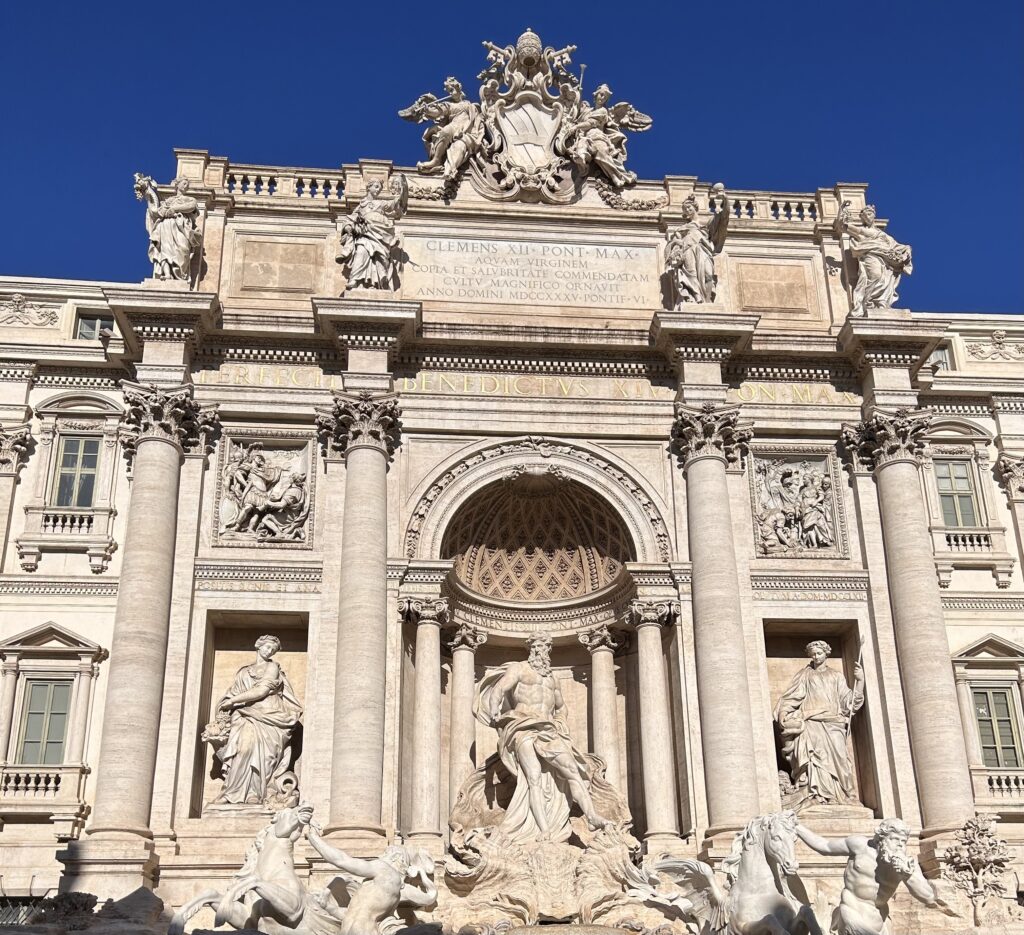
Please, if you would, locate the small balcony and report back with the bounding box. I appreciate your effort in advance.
[931,524,1015,588]
[15,505,116,573]
[971,766,1024,814]
[0,764,90,836]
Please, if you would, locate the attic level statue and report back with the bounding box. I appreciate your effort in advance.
[133,173,202,285]
[400,29,651,203]
[337,176,409,290]
[665,184,730,305]
[837,202,913,316]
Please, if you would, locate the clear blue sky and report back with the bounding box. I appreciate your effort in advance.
[2,0,1021,313]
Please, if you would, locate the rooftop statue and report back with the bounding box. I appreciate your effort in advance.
[337,175,409,290]
[836,202,913,316]
[133,173,202,286]
[399,29,652,203]
[665,184,730,305]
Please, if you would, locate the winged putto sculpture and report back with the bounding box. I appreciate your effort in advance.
[399,29,652,203]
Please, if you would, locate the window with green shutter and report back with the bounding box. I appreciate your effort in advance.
[973,686,1022,769]
[17,679,72,765]
[935,460,979,527]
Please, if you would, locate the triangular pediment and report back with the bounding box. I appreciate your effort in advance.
[952,632,1024,662]
[0,621,103,656]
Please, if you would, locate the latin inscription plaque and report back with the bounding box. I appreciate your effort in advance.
[403,235,661,309]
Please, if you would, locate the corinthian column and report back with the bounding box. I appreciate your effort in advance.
[317,390,401,840]
[86,383,216,844]
[0,425,31,567]
[671,402,760,834]
[630,603,679,843]
[448,624,487,809]
[842,408,974,833]
[400,597,447,847]
[579,625,623,787]
[996,453,1024,570]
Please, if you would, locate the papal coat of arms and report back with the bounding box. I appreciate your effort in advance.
[399,29,652,204]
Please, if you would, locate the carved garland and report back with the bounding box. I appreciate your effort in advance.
[405,437,672,562]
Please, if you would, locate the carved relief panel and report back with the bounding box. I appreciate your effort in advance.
[748,445,848,559]
[213,430,315,548]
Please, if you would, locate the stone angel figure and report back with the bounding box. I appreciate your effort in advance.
[133,173,203,285]
[836,202,913,316]
[665,183,731,305]
[398,77,485,182]
[337,175,409,290]
[557,83,652,188]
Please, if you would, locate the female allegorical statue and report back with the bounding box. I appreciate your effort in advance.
[203,634,303,807]
[337,175,409,290]
[774,639,864,806]
[133,173,202,284]
[838,201,913,316]
[665,184,730,305]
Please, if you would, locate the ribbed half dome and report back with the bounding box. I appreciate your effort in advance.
[441,472,634,602]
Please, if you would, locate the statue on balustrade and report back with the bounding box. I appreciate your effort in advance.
[169,803,437,935]
[796,818,958,935]
[337,175,409,290]
[665,184,730,305]
[133,173,202,285]
[837,202,913,316]
[469,633,617,843]
[774,640,864,807]
[202,634,303,809]
[399,77,485,182]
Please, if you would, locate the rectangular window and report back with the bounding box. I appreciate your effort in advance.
[17,679,72,765]
[973,686,1022,769]
[74,314,114,340]
[935,460,979,527]
[54,436,100,508]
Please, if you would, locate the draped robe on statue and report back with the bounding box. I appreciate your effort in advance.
[216,663,303,805]
[774,663,863,805]
[471,664,597,844]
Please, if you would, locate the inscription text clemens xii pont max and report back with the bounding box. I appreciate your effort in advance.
[403,236,661,308]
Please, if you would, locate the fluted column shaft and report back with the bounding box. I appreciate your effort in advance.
[90,383,216,837]
[403,599,447,842]
[67,662,95,765]
[319,391,401,838]
[0,657,19,763]
[953,666,984,768]
[580,626,622,785]
[844,409,974,833]
[672,402,760,833]
[91,439,182,832]
[449,625,486,809]
[632,606,679,840]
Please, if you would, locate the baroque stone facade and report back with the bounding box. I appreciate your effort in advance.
[0,28,1023,935]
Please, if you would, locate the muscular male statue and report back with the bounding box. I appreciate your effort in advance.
[796,818,956,934]
[474,634,613,843]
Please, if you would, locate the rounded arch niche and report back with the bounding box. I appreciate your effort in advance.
[403,437,673,638]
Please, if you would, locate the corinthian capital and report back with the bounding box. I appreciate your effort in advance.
[841,407,930,471]
[399,596,449,626]
[120,381,219,456]
[630,600,677,629]
[448,623,488,652]
[579,624,624,653]
[670,401,752,467]
[996,453,1024,501]
[316,390,401,460]
[0,424,32,475]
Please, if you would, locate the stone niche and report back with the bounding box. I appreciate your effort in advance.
[193,612,307,817]
[762,620,878,816]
